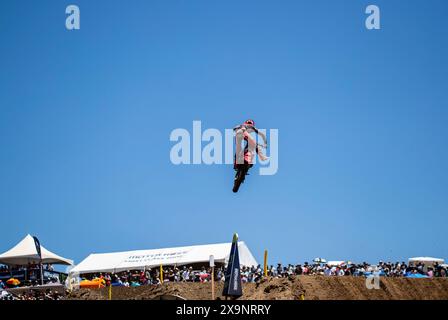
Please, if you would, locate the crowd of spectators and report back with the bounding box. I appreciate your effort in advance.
[2,260,446,299]
[84,266,223,287]
[2,260,447,296]
[0,262,63,297]
[1,263,65,300]
[79,260,447,288]
[0,264,54,273]
[265,261,447,278]
[0,289,63,301]
[0,265,9,273]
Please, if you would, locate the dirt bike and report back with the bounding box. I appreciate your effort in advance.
[232,143,265,193]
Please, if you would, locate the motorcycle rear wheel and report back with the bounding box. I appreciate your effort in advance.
[232,166,247,193]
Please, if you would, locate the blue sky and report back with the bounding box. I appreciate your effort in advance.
[1,0,447,268]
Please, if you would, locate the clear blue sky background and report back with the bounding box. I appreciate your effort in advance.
[1,0,447,268]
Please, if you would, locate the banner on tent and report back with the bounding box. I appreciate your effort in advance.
[124,250,190,264]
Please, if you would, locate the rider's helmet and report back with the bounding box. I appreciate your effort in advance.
[244,119,255,126]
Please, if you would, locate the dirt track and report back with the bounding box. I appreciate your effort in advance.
[67,276,448,300]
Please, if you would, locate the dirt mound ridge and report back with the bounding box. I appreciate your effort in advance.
[67,276,448,300]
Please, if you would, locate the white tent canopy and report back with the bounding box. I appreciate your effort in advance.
[0,234,73,266]
[70,242,258,275]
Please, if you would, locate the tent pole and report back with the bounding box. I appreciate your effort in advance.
[160,264,163,283]
[211,266,215,300]
[40,260,43,286]
[264,250,268,277]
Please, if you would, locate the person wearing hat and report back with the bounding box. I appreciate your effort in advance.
[181,266,189,282]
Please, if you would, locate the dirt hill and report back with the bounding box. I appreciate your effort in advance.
[67,276,448,300]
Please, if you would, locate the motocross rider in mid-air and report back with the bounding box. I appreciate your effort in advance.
[233,119,268,170]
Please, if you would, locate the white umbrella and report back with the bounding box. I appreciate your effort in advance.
[408,257,444,264]
[313,258,327,264]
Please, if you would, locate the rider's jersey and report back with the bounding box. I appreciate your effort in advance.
[233,124,261,154]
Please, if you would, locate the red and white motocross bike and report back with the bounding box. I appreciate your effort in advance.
[232,143,266,193]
